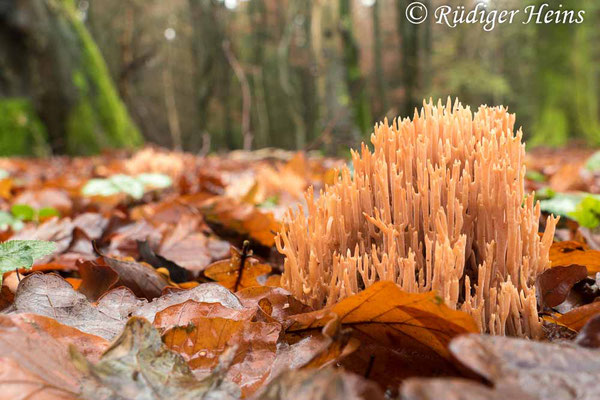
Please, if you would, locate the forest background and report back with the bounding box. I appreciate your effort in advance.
[1,0,599,156]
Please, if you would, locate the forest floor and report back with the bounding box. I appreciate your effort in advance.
[0,146,599,399]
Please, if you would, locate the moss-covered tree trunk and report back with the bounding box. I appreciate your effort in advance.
[0,0,141,155]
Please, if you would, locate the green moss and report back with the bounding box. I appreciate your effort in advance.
[60,1,142,154]
[0,99,49,157]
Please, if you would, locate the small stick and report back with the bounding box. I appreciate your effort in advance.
[234,240,251,292]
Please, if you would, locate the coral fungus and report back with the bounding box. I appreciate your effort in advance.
[276,99,558,338]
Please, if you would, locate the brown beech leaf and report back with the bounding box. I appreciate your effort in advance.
[550,240,600,274]
[153,299,255,332]
[157,219,229,273]
[250,366,385,400]
[102,255,169,300]
[287,281,478,356]
[575,314,600,348]
[287,281,478,390]
[401,378,536,400]
[448,334,600,400]
[236,286,312,325]
[14,273,144,340]
[0,314,109,400]
[201,197,280,247]
[162,317,281,396]
[71,317,240,400]
[132,282,244,322]
[77,259,120,301]
[204,245,271,291]
[536,264,588,308]
[555,301,600,332]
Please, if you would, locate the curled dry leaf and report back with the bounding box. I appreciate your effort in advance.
[102,255,169,300]
[550,240,600,274]
[287,281,478,390]
[77,259,120,301]
[204,245,271,292]
[71,317,240,400]
[449,334,600,400]
[536,264,588,308]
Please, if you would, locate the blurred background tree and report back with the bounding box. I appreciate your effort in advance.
[0,0,598,155]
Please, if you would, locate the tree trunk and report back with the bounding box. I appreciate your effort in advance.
[372,0,388,120]
[397,0,419,118]
[339,0,372,138]
[0,0,141,155]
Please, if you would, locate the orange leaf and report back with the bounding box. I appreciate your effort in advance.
[162,317,281,396]
[556,302,600,332]
[549,241,600,274]
[287,281,478,388]
[204,246,271,291]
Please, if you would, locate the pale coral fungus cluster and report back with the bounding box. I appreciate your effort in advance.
[276,99,558,338]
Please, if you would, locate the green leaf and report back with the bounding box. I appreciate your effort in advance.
[0,240,56,282]
[82,178,121,197]
[136,173,172,189]
[109,174,145,199]
[0,169,8,180]
[569,196,600,229]
[526,170,547,183]
[38,207,60,219]
[540,193,585,217]
[11,204,36,221]
[0,211,24,232]
[585,151,600,172]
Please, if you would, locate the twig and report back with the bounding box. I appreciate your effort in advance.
[364,354,375,379]
[234,240,251,292]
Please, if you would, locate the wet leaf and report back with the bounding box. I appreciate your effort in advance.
[102,255,169,300]
[153,299,255,331]
[71,317,240,400]
[401,378,535,400]
[77,259,120,301]
[204,245,271,291]
[163,317,281,396]
[575,314,600,348]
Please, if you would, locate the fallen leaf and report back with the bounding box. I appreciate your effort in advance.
[575,314,600,348]
[287,281,479,390]
[550,240,600,274]
[77,259,120,301]
[236,286,312,325]
[102,255,169,300]
[449,334,600,400]
[401,378,535,400]
[153,299,255,331]
[250,366,384,400]
[0,314,109,400]
[163,317,281,396]
[204,245,271,291]
[556,301,600,332]
[71,317,240,400]
[536,264,588,308]
[13,273,144,340]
